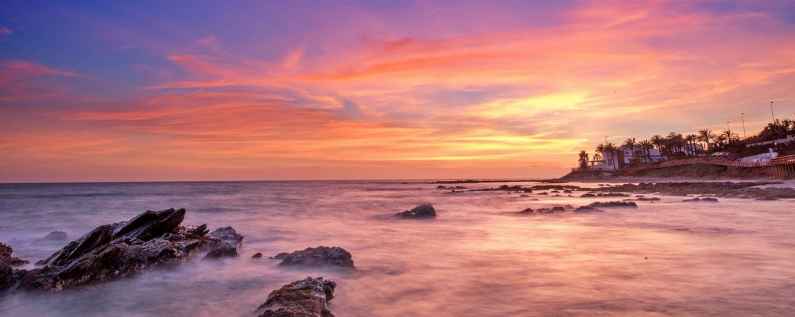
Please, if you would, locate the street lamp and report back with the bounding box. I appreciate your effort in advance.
[741,112,746,139]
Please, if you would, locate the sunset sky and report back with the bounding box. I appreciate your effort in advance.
[2,1,795,181]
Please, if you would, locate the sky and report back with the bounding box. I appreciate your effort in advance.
[1,0,795,182]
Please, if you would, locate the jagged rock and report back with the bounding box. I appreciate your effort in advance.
[635,197,661,201]
[0,261,13,291]
[395,204,436,219]
[273,246,354,269]
[0,242,28,266]
[517,208,534,214]
[575,206,602,212]
[587,201,638,208]
[14,208,242,291]
[1,242,28,291]
[256,277,336,317]
[42,231,68,241]
[204,227,243,259]
[683,197,719,203]
[518,206,572,215]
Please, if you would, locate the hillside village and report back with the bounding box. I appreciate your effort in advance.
[573,118,795,178]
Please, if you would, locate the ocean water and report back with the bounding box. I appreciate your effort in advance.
[1,181,794,316]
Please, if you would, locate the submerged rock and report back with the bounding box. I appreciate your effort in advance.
[635,197,661,202]
[273,246,354,269]
[587,201,638,208]
[395,204,436,219]
[683,197,719,203]
[14,208,242,291]
[517,206,573,215]
[256,277,336,317]
[204,227,244,259]
[42,231,68,241]
[574,206,602,212]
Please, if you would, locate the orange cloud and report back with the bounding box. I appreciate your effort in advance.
[2,1,795,181]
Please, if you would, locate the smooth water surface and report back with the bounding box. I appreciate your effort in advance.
[1,181,794,316]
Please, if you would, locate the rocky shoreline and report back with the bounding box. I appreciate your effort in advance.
[0,208,356,317]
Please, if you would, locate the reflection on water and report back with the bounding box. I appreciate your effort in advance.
[1,181,794,316]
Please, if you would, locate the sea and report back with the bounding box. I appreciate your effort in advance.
[1,180,794,316]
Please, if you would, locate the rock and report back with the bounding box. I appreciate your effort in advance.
[683,197,719,203]
[204,227,243,259]
[635,197,661,201]
[273,246,354,269]
[1,261,13,291]
[15,208,242,291]
[0,242,28,266]
[1,242,28,291]
[574,206,602,212]
[42,231,68,241]
[587,201,638,208]
[517,208,534,214]
[252,252,263,259]
[520,206,571,214]
[395,204,436,219]
[256,277,336,317]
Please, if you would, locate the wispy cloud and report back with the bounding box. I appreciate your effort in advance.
[1,1,795,180]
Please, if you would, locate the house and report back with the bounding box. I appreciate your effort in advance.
[620,146,665,165]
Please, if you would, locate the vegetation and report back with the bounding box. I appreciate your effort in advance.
[580,117,795,168]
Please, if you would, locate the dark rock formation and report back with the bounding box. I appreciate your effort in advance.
[204,226,244,259]
[1,242,28,291]
[587,201,638,208]
[530,184,583,191]
[683,197,719,203]
[517,206,573,215]
[574,206,602,212]
[256,277,336,317]
[42,231,68,241]
[273,246,354,269]
[581,192,629,198]
[252,252,264,259]
[0,261,12,291]
[600,182,795,200]
[0,242,28,266]
[635,197,661,201]
[395,204,436,219]
[13,208,241,291]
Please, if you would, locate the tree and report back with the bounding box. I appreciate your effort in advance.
[685,134,698,156]
[698,129,714,152]
[650,135,665,153]
[578,151,589,169]
[639,139,654,162]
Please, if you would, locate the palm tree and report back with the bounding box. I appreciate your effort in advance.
[698,129,714,152]
[721,130,735,145]
[639,139,654,162]
[685,134,698,156]
[623,138,636,149]
[713,134,727,150]
[578,151,589,169]
[650,135,665,153]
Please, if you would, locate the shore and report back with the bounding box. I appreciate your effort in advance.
[560,163,780,181]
